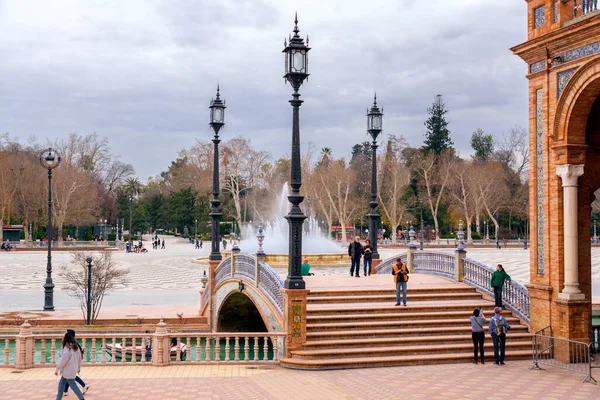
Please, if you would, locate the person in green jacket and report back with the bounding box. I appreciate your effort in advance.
[490,264,511,308]
[301,257,312,276]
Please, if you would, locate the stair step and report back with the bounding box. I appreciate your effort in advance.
[303,333,533,349]
[307,310,502,323]
[308,292,482,304]
[306,324,529,340]
[307,317,521,331]
[291,341,532,359]
[280,350,532,370]
[307,285,476,297]
[307,302,496,315]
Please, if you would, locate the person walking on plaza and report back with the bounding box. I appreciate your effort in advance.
[63,329,90,396]
[161,239,165,249]
[490,264,511,308]
[195,238,200,249]
[363,239,374,276]
[54,330,85,400]
[470,308,486,364]
[489,307,510,365]
[348,236,364,277]
[200,239,203,249]
[392,258,409,306]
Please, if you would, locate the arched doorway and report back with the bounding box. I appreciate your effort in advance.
[217,292,268,332]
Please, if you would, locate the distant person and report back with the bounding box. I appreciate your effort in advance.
[392,258,409,306]
[54,330,85,400]
[195,239,200,249]
[222,239,227,250]
[199,239,203,249]
[161,239,165,249]
[489,307,510,365]
[470,308,486,364]
[490,264,511,309]
[363,239,373,276]
[301,257,313,276]
[348,236,364,277]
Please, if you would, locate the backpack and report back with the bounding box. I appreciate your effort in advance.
[494,317,507,336]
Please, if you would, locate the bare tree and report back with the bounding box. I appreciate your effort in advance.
[494,125,529,180]
[60,251,129,323]
[448,159,479,243]
[473,161,509,239]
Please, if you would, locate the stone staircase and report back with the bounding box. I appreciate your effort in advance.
[280,283,531,369]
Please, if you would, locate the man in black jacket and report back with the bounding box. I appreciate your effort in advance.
[348,236,364,277]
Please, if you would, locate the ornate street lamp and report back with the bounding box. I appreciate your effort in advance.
[523,200,528,250]
[39,148,61,311]
[366,94,383,260]
[282,13,310,289]
[209,85,226,261]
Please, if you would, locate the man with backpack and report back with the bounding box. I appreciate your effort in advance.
[489,307,510,365]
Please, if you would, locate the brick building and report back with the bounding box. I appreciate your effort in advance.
[512,0,600,342]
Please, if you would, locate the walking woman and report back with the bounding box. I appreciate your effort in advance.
[363,239,374,276]
[470,308,486,364]
[54,330,85,400]
[63,329,90,396]
[490,264,511,308]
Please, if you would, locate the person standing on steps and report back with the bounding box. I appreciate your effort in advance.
[392,258,409,306]
[470,308,486,364]
[490,264,511,309]
[363,239,374,276]
[489,307,510,365]
[348,236,364,277]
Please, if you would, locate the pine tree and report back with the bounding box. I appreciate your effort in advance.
[423,95,453,154]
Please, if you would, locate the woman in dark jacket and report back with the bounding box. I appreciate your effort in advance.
[363,239,373,276]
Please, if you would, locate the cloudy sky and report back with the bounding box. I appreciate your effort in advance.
[0,0,528,180]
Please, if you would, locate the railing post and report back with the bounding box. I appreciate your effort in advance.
[455,249,466,282]
[256,223,266,285]
[281,288,309,357]
[151,319,170,367]
[15,320,34,370]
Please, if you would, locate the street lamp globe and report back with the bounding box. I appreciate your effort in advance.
[367,95,383,139]
[209,86,226,134]
[283,12,310,90]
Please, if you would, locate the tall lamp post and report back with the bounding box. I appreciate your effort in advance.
[40,148,61,311]
[209,86,226,262]
[282,14,310,290]
[86,257,92,325]
[366,94,382,261]
[195,219,198,240]
[419,200,424,251]
[523,200,528,250]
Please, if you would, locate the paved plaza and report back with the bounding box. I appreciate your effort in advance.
[1,238,600,313]
[1,360,599,399]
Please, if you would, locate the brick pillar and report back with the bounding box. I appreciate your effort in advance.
[151,320,171,366]
[282,288,309,357]
[407,245,416,273]
[455,249,466,282]
[525,283,553,333]
[371,258,382,274]
[256,252,266,284]
[15,320,34,370]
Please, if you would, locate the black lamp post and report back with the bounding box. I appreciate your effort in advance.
[282,13,310,290]
[209,85,225,262]
[419,200,424,251]
[39,148,61,311]
[366,94,382,260]
[86,256,92,325]
[523,199,528,250]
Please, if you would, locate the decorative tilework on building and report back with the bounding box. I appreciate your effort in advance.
[554,1,559,22]
[534,6,546,28]
[557,40,600,64]
[536,89,544,275]
[530,60,546,73]
[557,68,577,97]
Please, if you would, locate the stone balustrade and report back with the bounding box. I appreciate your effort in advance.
[0,320,285,369]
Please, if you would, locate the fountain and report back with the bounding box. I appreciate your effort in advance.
[240,183,346,266]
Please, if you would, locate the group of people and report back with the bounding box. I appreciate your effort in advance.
[470,306,511,365]
[54,329,90,400]
[347,236,375,277]
[1,240,12,251]
[193,238,203,249]
[152,237,165,250]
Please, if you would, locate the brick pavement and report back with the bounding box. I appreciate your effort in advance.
[1,360,600,400]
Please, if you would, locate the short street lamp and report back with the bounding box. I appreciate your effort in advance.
[523,200,528,250]
[209,85,226,262]
[366,94,382,261]
[282,13,310,290]
[86,257,93,325]
[40,148,61,311]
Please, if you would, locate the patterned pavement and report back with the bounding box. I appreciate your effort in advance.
[1,361,599,399]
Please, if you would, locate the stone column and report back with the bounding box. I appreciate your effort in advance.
[208,259,220,331]
[15,321,34,370]
[281,288,309,357]
[151,320,170,366]
[455,249,466,282]
[556,164,585,300]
